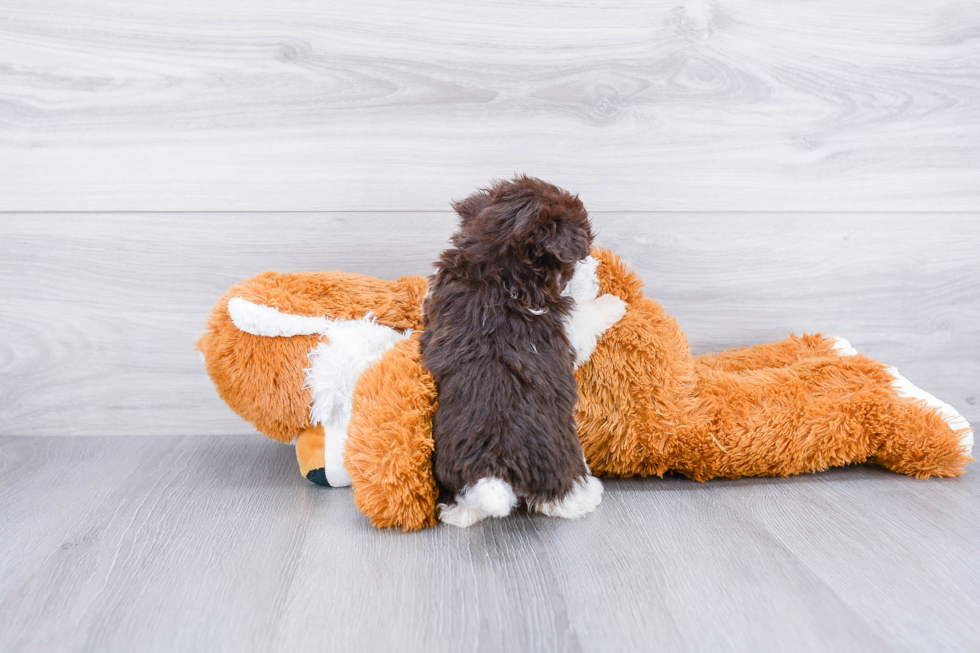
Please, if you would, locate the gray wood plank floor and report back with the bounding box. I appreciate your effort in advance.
[2,0,978,211]
[1,435,977,653]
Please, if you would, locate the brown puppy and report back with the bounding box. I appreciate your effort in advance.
[421,176,604,527]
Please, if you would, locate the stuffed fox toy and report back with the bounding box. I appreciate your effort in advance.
[198,248,974,531]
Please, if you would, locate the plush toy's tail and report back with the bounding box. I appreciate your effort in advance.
[591,330,975,482]
[882,363,974,458]
[693,335,975,480]
[872,360,974,478]
[828,337,973,475]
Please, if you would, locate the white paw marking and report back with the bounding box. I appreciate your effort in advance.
[593,294,628,329]
[535,475,604,519]
[437,501,484,528]
[885,365,974,457]
[439,477,519,528]
[464,477,519,517]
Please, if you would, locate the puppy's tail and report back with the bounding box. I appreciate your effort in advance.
[463,477,519,518]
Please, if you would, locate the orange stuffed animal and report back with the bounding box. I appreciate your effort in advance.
[198,248,974,531]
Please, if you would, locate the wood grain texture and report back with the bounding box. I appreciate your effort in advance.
[3,3,977,650]
[1,0,978,211]
[0,213,976,436]
[1,435,978,652]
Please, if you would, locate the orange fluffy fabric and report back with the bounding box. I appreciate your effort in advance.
[346,335,439,531]
[199,249,972,531]
[345,249,971,529]
[197,271,426,442]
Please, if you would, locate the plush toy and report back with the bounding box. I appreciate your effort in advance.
[198,248,974,531]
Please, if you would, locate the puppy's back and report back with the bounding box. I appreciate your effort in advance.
[421,175,595,511]
[423,271,587,505]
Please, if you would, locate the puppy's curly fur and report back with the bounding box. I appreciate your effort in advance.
[420,176,595,523]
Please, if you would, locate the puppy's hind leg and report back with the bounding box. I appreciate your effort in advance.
[438,478,519,528]
[535,475,603,520]
[437,501,484,528]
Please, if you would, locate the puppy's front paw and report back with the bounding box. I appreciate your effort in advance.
[592,294,627,334]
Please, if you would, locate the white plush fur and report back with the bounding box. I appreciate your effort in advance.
[563,256,601,305]
[228,298,411,486]
[534,475,604,519]
[438,477,519,528]
[305,317,412,486]
[834,336,973,456]
[228,297,332,337]
[321,424,351,487]
[831,336,859,357]
[563,256,628,368]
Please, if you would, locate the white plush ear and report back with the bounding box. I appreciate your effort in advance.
[562,257,628,368]
[228,297,332,337]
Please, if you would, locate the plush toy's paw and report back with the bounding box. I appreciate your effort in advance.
[295,425,339,487]
[567,294,628,368]
[305,468,332,487]
[593,293,628,332]
[534,475,603,519]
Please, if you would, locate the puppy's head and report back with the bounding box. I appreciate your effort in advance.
[450,176,593,291]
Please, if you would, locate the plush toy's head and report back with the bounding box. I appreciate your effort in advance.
[445,175,593,298]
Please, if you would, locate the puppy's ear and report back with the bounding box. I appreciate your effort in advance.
[527,215,592,265]
[452,189,492,224]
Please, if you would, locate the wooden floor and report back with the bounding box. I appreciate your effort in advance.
[1,435,978,652]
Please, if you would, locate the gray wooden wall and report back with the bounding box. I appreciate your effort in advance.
[1,1,978,436]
